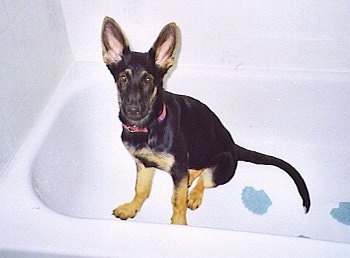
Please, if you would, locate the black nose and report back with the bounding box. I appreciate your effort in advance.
[125,105,141,117]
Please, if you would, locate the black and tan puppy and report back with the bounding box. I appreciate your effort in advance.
[101,17,310,225]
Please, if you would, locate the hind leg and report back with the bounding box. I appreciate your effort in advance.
[188,169,203,187]
[209,151,237,186]
[187,169,205,210]
[187,172,207,210]
[187,152,237,210]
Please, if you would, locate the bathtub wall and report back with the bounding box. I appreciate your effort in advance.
[61,0,350,72]
[0,0,72,176]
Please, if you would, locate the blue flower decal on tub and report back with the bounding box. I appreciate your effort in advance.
[241,186,272,215]
[330,202,350,226]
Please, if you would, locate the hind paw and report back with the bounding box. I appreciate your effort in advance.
[187,189,203,210]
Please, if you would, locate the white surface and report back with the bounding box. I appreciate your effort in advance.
[60,0,350,71]
[1,61,350,257]
[0,0,72,176]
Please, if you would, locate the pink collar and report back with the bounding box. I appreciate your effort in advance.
[122,103,167,133]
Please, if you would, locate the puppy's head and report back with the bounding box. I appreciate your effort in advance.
[101,17,178,127]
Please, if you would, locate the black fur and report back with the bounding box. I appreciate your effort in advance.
[102,17,310,223]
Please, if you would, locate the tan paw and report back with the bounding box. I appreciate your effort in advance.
[113,203,138,220]
[187,189,203,210]
[171,214,187,225]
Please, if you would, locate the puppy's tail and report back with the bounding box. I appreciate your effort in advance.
[236,145,311,213]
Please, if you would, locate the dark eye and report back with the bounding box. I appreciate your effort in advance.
[118,74,128,83]
[143,75,153,84]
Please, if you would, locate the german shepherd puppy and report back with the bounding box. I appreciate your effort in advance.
[101,17,310,225]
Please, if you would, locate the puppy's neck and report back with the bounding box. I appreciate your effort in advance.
[122,103,166,133]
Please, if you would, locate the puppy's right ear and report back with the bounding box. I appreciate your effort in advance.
[101,17,129,65]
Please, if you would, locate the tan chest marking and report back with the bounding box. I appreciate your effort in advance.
[131,147,175,172]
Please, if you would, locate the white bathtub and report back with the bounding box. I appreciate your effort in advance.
[1,62,350,257]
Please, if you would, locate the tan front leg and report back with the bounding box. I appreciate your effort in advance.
[171,177,188,225]
[113,162,155,220]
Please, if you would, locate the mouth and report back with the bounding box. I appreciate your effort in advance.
[121,105,150,125]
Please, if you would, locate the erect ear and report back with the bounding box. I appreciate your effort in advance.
[151,23,178,69]
[101,17,129,65]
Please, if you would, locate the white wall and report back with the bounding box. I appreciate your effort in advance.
[0,0,72,176]
[61,0,350,72]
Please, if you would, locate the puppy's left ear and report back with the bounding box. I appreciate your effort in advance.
[151,23,178,70]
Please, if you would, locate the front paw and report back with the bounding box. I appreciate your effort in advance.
[113,203,139,220]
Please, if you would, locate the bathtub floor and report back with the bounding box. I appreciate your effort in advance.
[32,62,350,244]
